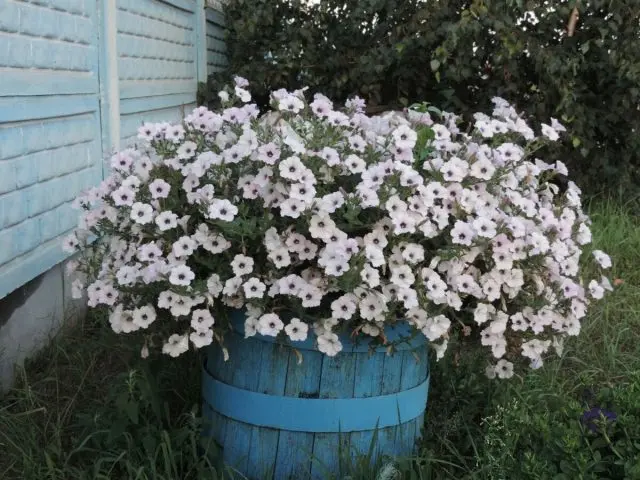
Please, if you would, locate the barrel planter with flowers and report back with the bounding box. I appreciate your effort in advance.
[202,310,429,479]
[65,76,613,480]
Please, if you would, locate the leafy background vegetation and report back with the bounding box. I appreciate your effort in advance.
[200,0,640,196]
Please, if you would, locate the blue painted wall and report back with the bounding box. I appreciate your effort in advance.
[0,0,226,299]
[117,0,198,145]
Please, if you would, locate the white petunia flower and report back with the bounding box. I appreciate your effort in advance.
[258,313,284,336]
[172,236,197,258]
[268,247,291,268]
[112,186,136,206]
[494,359,514,379]
[285,318,309,341]
[169,265,195,286]
[149,179,171,199]
[451,221,475,246]
[588,279,605,299]
[231,254,254,276]
[390,265,415,289]
[279,156,306,181]
[208,199,238,222]
[541,123,559,141]
[163,334,189,357]
[132,305,156,328]
[278,95,305,113]
[190,329,214,348]
[331,294,357,320]
[592,250,611,269]
[243,278,266,298]
[317,332,343,356]
[155,211,179,231]
[62,233,79,253]
[191,309,215,331]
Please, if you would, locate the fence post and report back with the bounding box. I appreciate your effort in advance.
[98,0,121,161]
[195,0,208,84]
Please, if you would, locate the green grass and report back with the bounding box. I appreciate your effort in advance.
[1,199,639,480]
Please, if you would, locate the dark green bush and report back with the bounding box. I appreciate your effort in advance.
[205,0,640,195]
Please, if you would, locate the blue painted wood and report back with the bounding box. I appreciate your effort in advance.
[158,0,197,13]
[0,72,98,97]
[0,96,99,123]
[245,341,290,479]
[119,80,196,99]
[0,0,208,299]
[348,351,385,459]
[274,348,322,480]
[195,0,208,83]
[376,348,405,459]
[205,5,228,75]
[397,347,429,455]
[120,93,198,115]
[228,311,426,353]
[309,352,358,479]
[202,369,428,432]
[205,8,225,26]
[202,332,236,447]
[203,311,429,480]
[220,333,263,473]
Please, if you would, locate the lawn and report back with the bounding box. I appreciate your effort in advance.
[1,199,639,480]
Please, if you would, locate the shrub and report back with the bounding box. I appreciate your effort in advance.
[210,0,640,195]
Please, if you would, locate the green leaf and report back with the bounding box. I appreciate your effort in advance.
[430,59,440,71]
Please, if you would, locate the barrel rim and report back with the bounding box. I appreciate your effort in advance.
[227,308,428,353]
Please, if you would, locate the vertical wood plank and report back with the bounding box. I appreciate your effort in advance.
[375,350,404,458]
[246,342,291,479]
[397,345,429,457]
[195,0,208,82]
[220,336,264,474]
[274,348,323,480]
[203,333,238,448]
[349,351,385,460]
[397,349,419,455]
[310,353,357,479]
[98,0,120,156]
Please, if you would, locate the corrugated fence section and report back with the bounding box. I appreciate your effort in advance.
[0,0,226,299]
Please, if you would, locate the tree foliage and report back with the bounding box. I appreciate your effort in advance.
[201,0,640,194]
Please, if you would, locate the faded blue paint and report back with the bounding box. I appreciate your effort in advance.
[116,0,199,146]
[0,0,103,299]
[206,6,227,74]
[195,0,207,82]
[0,0,225,299]
[202,312,430,480]
[202,369,429,432]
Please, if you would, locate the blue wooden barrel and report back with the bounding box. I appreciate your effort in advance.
[202,310,429,479]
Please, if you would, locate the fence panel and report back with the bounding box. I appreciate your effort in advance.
[0,0,104,299]
[0,0,226,298]
[205,6,227,75]
[117,0,198,145]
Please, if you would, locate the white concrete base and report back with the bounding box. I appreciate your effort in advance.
[0,259,85,392]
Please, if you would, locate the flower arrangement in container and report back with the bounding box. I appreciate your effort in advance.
[63,76,613,477]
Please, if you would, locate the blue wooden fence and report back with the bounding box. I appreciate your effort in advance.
[0,0,226,299]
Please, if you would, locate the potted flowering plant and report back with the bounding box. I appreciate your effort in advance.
[64,77,612,478]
